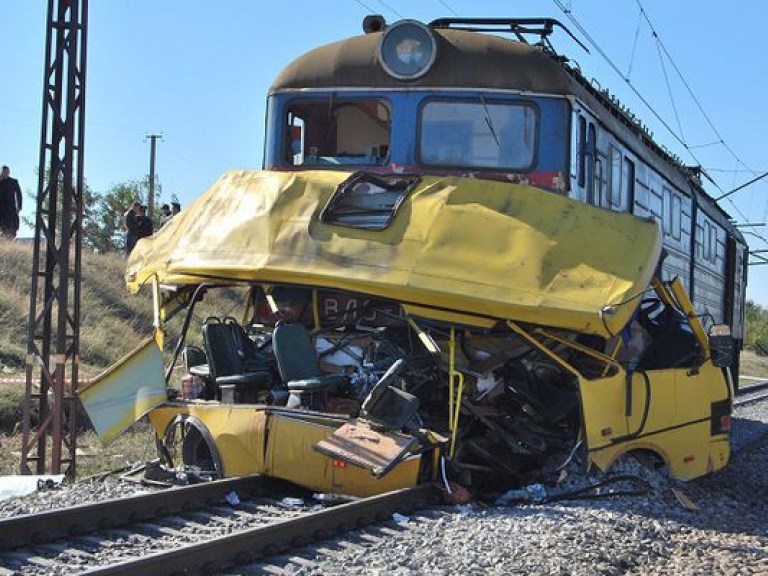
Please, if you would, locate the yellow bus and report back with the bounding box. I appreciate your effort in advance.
[82,170,734,496]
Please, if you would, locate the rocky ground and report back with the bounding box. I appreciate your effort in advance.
[2,399,767,575]
[251,397,768,575]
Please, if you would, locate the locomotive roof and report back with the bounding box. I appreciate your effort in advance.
[270,28,572,94]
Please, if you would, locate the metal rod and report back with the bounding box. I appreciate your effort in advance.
[716,170,768,202]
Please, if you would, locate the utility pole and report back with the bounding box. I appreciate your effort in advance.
[146,133,163,215]
[22,0,88,478]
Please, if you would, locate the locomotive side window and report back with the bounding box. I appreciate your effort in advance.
[285,100,391,168]
[609,145,622,210]
[594,151,607,207]
[671,194,682,240]
[662,187,683,241]
[419,100,537,170]
[586,123,597,204]
[623,157,635,213]
[577,115,587,188]
[703,221,712,261]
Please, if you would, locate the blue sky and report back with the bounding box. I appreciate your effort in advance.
[1,0,767,306]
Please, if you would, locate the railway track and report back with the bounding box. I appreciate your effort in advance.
[734,379,768,407]
[0,476,437,575]
[2,380,765,575]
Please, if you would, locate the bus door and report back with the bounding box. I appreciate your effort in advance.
[624,368,677,441]
[578,371,631,454]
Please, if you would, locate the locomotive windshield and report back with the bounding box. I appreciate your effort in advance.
[266,91,567,191]
[419,100,537,170]
[285,99,391,168]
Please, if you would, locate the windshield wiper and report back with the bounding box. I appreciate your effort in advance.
[479,94,500,148]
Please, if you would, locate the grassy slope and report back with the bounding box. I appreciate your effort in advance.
[0,240,157,474]
[0,240,155,376]
[741,349,768,379]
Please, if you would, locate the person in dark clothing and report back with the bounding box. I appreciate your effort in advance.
[0,165,23,239]
[124,201,141,255]
[136,205,154,240]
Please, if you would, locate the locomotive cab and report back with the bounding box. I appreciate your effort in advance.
[264,19,571,194]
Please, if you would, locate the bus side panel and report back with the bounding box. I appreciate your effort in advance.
[578,373,630,456]
[265,413,421,497]
[585,366,730,480]
[149,404,270,477]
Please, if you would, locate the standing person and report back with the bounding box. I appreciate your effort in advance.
[136,205,154,241]
[0,165,23,239]
[171,201,181,216]
[124,201,141,255]
[158,203,172,228]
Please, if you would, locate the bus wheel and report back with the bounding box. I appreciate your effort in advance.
[163,414,224,481]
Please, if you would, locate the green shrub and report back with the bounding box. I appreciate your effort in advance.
[0,385,26,435]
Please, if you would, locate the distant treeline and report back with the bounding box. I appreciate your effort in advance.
[746,301,768,356]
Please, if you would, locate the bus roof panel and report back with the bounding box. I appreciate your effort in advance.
[126,170,661,338]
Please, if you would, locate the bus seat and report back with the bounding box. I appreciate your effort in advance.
[272,322,348,407]
[202,317,273,402]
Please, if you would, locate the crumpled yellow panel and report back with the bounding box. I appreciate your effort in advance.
[126,170,661,337]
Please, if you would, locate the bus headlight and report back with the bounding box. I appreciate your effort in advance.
[378,20,437,81]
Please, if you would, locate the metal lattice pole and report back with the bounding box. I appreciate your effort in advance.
[21,0,88,478]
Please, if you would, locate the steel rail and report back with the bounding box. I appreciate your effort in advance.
[0,475,269,551]
[734,390,768,408]
[736,380,768,396]
[80,483,437,576]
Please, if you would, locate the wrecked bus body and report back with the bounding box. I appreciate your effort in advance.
[80,170,734,497]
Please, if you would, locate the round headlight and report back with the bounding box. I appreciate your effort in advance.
[378,20,437,81]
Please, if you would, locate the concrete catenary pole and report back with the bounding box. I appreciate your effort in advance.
[146,133,163,215]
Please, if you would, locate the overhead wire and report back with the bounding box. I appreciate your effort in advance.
[688,141,723,150]
[632,0,768,247]
[352,0,378,14]
[626,6,643,80]
[634,0,755,178]
[550,0,698,172]
[351,0,403,19]
[652,30,685,142]
[435,0,460,17]
[375,0,403,19]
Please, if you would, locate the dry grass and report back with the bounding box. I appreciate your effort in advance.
[741,349,768,380]
[0,422,158,477]
[0,240,155,376]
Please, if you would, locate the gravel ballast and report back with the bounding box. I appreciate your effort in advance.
[264,399,768,576]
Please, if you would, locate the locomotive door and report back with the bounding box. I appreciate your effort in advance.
[571,109,599,205]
